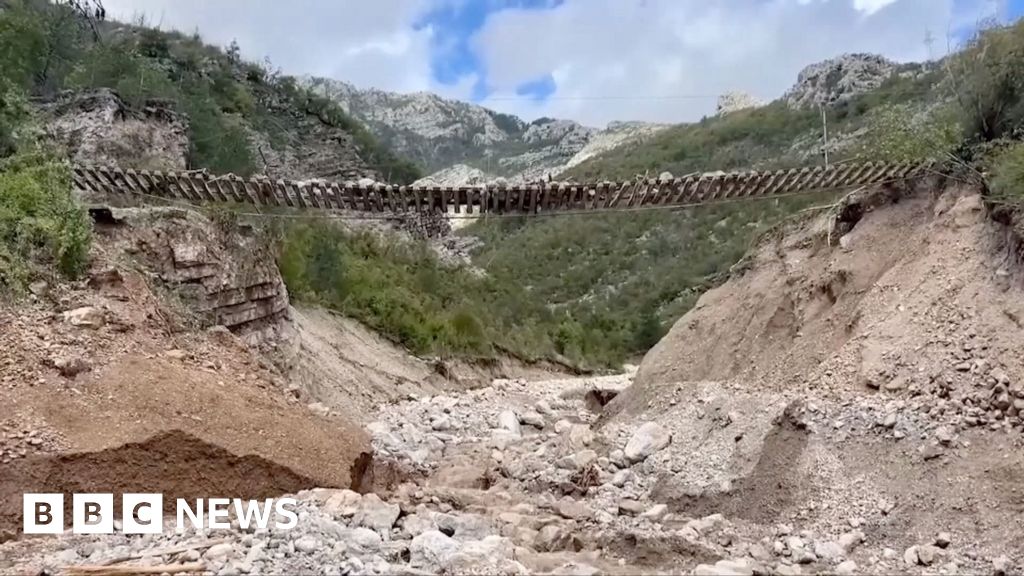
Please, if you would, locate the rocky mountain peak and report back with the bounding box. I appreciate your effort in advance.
[302,76,668,184]
[716,91,765,115]
[784,53,897,109]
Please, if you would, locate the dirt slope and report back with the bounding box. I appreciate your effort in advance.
[630,179,1024,397]
[0,209,371,534]
[285,304,572,421]
[599,178,1024,566]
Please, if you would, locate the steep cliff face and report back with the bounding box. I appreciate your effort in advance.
[303,77,524,173]
[93,207,293,348]
[244,89,375,182]
[303,77,666,183]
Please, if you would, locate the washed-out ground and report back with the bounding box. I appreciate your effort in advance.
[4,183,1024,575]
[2,365,1019,575]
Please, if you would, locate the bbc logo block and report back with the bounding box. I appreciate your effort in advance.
[23,493,163,534]
[23,493,297,534]
[22,494,63,534]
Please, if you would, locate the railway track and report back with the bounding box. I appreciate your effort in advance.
[71,161,931,215]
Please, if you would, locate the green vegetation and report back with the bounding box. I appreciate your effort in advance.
[463,193,833,365]
[951,19,1024,206]
[277,19,1024,369]
[275,190,829,369]
[563,68,952,183]
[0,2,94,294]
[989,143,1024,202]
[948,21,1024,142]
[0,0,423,182]
[0,153,90,292]
[563,102,823,181]
[471,21,1024,369]
[857,103,961,162]
[277,220,571,364]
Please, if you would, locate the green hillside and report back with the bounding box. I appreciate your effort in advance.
[0,0,421,182]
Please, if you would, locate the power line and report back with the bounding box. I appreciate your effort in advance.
[484,94,722,101]
[471,87,944,103]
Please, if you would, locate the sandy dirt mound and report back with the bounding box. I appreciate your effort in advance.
[285,305,442,417]
[626,179,1024,402]
[594,179,1024,567]
[0,430,329,534]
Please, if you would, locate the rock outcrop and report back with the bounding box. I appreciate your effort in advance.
[42,88,189,171]
[716,91,765,115]
[244,105,375,183]
[784,53,897,108]
[413,164,496,187]
[303,77,666,183]
[95,207,291,348]
[561,121,670,171]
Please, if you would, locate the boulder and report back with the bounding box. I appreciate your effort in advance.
[535,524,575,552]
[624,422,671,463]
[353,493,401,534]
[322,489,362,518]
[52,355,91,378]
[348,527,383,552]
[410,530,461,571]
[694,559,755,576]
[497,411,522,436]
[63,306,105,329]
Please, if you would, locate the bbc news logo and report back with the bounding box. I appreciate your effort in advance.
[24,494,298,534]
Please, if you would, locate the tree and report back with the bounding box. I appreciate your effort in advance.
[947,19,1024,142]
[33,0,106,94]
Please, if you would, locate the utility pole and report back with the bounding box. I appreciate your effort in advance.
[924,29,936,64]
[819,103,829,169]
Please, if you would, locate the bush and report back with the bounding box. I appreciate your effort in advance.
[948,20,1024,142]
[0,154,91,292]
[989,142,1024,202]
[275,219,612,364]
[67,41,178,109]
[859,103,961,162]
[0,82,31,158]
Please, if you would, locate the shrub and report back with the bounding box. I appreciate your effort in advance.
[948,19,1024,142]
[276,219,599,365]
[859,103,961,162]
[989,142,1024,202]
[67,41,177,109]
[0,154,91,292]
[0,82,31,158]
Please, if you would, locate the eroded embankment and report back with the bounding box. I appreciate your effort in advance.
[0,431,375,534]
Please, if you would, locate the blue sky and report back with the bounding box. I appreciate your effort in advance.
[1011,0,1024,18]
[410,0,1015,116]
[414,0,564,101]
[104,0,1019,126]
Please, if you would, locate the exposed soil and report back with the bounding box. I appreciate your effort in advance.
[0,208,371,535]
[5,182,1024,575]
[596,178,1024,568]
[0,431,325,534]
[285,304,573,421]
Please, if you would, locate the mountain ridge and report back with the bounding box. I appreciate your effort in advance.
[302,76,669,183]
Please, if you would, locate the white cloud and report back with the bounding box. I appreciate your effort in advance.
[101,0,998,127]
[471,0,996,126]
[852,0,900,14]
[102,0,438,93]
